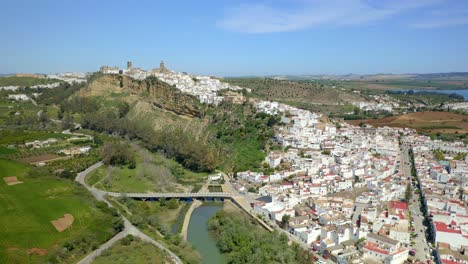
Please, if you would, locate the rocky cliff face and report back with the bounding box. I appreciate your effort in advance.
[82,74,201,117]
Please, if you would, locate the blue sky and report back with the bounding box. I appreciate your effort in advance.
[2,0,468,76]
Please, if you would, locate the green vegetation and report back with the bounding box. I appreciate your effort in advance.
[76,99,218,172]
[388,91,464,106]
[110,197,202,264]
[52,74,278,173]
[0,146,17,155]
[93,235,170,264]
[454,152,467,160]
[0,159,122,264]
[37,82,86,106]
[207,103,279,172]
[0,76,60,87]
[433,149,445,160]
[223,77,362,115]
[87,144,207,193]
[102,141,136,168]
[370,80,466,90]
[46,149,101,174]
[0,130,69,144]
[405,183,412,201]
[208,211,314,264]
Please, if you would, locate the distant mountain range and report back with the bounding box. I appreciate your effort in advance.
[231,72,468,81]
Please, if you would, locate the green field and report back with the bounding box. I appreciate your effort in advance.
[93,236,170,264]
[0,76,59,87]
[0,146,17,155]
[0,130,69,144]
[0,159,118,263]
[87,145,207,193]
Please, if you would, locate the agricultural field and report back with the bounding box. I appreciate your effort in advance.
[0,159,120,264]
[0,130,69,145]
[347,111,468,142]
[86,144,207,193]
[0,99,40,126]
[344,79,467,91]
[93,236,171,264]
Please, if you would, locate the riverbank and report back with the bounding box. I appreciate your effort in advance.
[181,200,202,240]
[187,204,226,264]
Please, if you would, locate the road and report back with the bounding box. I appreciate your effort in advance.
[79,162,332,263]
[401,144,432,263]
[75,162,183,264]
[222,172,333,263]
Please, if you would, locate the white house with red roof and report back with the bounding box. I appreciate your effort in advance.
[363,232,409,264]
[432,212,468,250]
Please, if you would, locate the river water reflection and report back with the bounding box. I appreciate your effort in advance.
[187,204,226,264]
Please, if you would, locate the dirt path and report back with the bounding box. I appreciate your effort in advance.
[75,162,183,264]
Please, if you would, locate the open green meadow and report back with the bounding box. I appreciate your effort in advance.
[0,159,118,264]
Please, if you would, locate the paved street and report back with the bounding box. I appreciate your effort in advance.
[401,145,432,263]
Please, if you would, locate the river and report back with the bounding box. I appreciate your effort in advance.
[187,204,226,264]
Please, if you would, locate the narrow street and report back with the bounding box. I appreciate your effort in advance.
[401,144,432,263]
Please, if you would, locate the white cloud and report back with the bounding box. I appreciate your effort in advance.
[217,0,446,33]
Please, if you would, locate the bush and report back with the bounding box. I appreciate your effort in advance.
[102,141,135,167]
[167,199,179,209]
[59,170,75,180]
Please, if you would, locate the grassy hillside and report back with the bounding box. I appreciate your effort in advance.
[223,77,363,115]
[66,73,276,173]
[225,78,361,103]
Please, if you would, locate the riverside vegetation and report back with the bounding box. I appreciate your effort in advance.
[208,210,315,264]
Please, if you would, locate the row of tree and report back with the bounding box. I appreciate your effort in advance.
[208,211,315,264]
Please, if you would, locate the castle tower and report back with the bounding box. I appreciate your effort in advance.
[127,61,133,69]
[160,61,166,71]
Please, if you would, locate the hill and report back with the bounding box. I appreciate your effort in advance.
[81,73,201,117]
[223,77,363,114]
[71,73,277,173]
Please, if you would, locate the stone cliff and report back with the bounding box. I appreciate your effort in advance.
[82,74,201,117]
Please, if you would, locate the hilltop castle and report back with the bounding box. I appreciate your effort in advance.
[100,61,169,74]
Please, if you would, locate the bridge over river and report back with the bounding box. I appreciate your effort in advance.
[101,191,234,200]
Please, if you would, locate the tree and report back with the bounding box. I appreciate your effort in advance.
[405,183,412,201]
[433,149,445,161]
[38,110,50,127]
[101,141,135,166]
[62,113,73,130]
[167,198,179,209]
[353,106,361,115]
[117,102,130,118]
[281,214,291,228]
